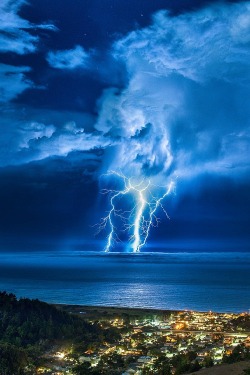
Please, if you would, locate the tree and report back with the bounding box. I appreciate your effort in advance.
[72,362,91,375]
[153,355,171,375]
[223,344,245,364]
[203,356,214,368]
[0,343,28,375]
[172,354,192,375]
[189,360,202,373]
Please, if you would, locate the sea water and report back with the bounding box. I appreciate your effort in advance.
[0,251,249,312]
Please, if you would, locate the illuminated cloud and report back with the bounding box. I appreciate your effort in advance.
[96,1,250,181]
[1,0,249,184]
[0,0,56,54]
[47,45,91,70]
[0,64,33,102]
[0,120,110,167]
[0,0,56,106]
[113,3,250,84]
[23,121,109,162]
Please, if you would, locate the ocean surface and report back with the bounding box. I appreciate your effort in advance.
[0,251,249,313]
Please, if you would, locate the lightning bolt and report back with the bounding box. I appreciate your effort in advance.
[136,181,173,252]
[97,171,174,253]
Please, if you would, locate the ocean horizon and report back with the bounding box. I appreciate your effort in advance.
[0,250,249,313]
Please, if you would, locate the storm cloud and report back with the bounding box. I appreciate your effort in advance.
[0,0,249,250]
[96,2,250,182]
[1,1,249,184]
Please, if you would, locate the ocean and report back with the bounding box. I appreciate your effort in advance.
[0,251,249,313]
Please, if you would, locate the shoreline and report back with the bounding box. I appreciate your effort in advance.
[54,303,249,316]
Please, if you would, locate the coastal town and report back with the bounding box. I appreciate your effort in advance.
[36,307,250,374]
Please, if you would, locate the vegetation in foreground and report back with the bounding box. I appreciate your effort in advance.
[0,292,120,374]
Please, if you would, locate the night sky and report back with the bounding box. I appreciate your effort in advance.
[0,0,250,252]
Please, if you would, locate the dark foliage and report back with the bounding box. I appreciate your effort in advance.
[222,344,250,364]
[0,291,121,374]
[230,316,250,331]
[172,353,202,374]
[0,291,101,347]
[0,342,28,375]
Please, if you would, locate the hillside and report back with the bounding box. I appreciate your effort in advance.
[0,291,102,346]
[0,291,120,374]
[194,360,250,375]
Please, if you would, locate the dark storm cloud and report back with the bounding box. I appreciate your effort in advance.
[0,0,250,248]
[0,154,100,250]
[0,1,108,167]
[1,1,250,179]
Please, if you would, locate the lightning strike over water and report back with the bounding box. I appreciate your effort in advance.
[97,171,174,253]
